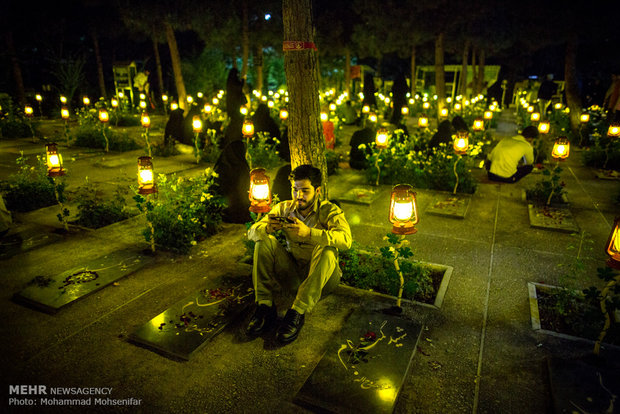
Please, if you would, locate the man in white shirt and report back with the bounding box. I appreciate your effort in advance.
[486,126,538,183]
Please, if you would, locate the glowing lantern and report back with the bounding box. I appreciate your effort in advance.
[329,103,336,111]
[162,94,168,103]
[212,97,219,105]
[35,94,42,102]
[375,128,389,149]
[538,121,550,134]
[186,95,193,104]
[204,104,212,113]
[61,107,70,120]
[362,105,370,114]
[401,106,409,115]
[454,103,462,111]
[580,113,590,123]
[551,137,570,160]
[83,96,90,106]
[139,100,147,109]
[453,133,469,155]
[192,116,203,133]
[140,93,146,101]
[249,168,271,213]
[418,115,429,128]
[554,102,563,110]
[484,110,493,120]
[137,156,157,195]
[98,108,109,123]
[170,101,179,111]
[527,106,534,113]
[111,98,119,109]
[240,106,248,115]
[530,112,541,122]
[423,102,430,109]
[24,105,34,117]
[242,120,254,137]
[46,143,65,177]
[607,123,620,137]
[368,112,378,123]
[197,92,204,98]
[472,118,485,131]
[267,100,274,108]
[320,112,328,122]
[605,217,620,269]
[60,96,67,104]
[279,107,289,120]
[118,92,124,99]
[388,184,418,235]
[141,112,151,128]
[439,108,449,118]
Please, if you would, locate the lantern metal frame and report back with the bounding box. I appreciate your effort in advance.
[249,168,272,213]
[389,184,418,235]
[46,143,65,177]
[137,156,157,195]
[551,137,570,161]
[605,217,620,269]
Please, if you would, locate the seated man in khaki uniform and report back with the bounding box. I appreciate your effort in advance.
[246,164,352,344]
[486,126,538,183]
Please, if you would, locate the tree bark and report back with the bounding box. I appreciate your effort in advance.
[5,31,26,107]
[256,45,264,93]
[241,0,249,79]
[435,32,446,121]
[283,0,327,198]
[459,40,469,97]
[476,48,485,95]
[470,46,477,100]
[165,21,187,111]
[152,28,165,104]
[91,29,107,99]
[564,35,582,135]
[410,44,416,97]
[344,47,351,95]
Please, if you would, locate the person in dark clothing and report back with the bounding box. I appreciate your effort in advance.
[486,80,503,107]
[213,140,251,224]
[226,68,247,124]
[182,104,204,146]
[362,71,377,109]
[271,163,292,201]
[428,120,454,150]
[451,115,469,134]
[252,103,281,144]
[389,72,408,125]
[349,126,376,169]
[537,74,557,114]
[164,108,185,146]
[278,128,291,162]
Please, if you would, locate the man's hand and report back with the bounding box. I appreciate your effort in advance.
[266,215,285,234]
[285,217,311,238]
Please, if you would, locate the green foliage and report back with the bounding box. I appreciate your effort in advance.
[73,178,132,229]
[325,150,341,176]
[0,153,63,212]
[199,129,222,163]
[133,169,225,253]
[525,164,566,205]
[0,94,36,139]
[581,132,620,170]
[182,48,228,95]
[71,124,140,152]
[247,132,282,169]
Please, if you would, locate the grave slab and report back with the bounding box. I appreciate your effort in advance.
[426,192,472,219]
[13,249,154,314]
[128,275,253,360]
[528,204,579,233]
[294,306,422,413]
[337,186,382,206]
[594,169,620,180]
[548,356,620,414]
[0,226,63,260]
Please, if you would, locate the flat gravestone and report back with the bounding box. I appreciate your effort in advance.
[13,249,154,314]
[426,192,472,219]
[294,306,423,413]
[594,169,620,180]
[528,204,579,233]
[337,186,382,206]
[547,356,620,414]
[128,275,253,360]
[0,226,62,260]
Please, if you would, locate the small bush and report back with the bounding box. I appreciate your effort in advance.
[526,165,567,205]
[72,125,140,152]
[0,94,36,139]
[73,178,132,228]
[247,132,282,169]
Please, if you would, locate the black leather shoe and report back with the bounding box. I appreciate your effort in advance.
[276,309,304,343]
[245,304,277,336]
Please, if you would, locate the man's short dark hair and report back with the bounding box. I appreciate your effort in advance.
[521,126,539,139]
[289,164,322,188]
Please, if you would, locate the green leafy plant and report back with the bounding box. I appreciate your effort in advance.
[525,164,566,205]
[0,153,63,212]
[133,168,225,253]
[73,178,132,229]
[247,132,282,169]
[0,94,36,139]
[200,128,222,163]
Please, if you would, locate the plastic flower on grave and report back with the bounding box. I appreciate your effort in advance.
[137,156,157,195]
[242,120,254,137]
[389,184,418,235]
[418,115,429,128]
[249,168,271,213]
[192,116,203,133]
[472,118,485,131]
[538,121,550,134]
[375,128,389,149]
[46,143,65,177]
[279,107,289,120]
[141,112,151,128]
[605,217,620,269]
[551,137,570,161]
[608,123,620,137]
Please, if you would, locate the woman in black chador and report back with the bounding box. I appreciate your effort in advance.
[389,72,408,125]
[226,68,247,123]
[252,103,280,144]
[362,71,377,109]
[213,139,251,224]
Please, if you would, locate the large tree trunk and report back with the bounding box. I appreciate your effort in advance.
[5,31,26,107]
[470,47,477,99]
[165,21,187,111]
[241,0,249,79]
[459,40,469,97]
[410,44,416,97]
[476,48,485,95]
[91,29,106,99]
[564,35,582,135]
[152,29,164,104]
[256,45,264,93]
[283,0,327,198]
[344,47,351,95]
[435,32,446,121]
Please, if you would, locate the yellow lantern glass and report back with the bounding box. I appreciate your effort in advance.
[554,102,563,110]
[137,156,157,195]
[530,112,541,121]
[527,106,534,113]
[141,112,151,128]
[375,128,389,149]
[139,101,147,109]
[329,103,336,111]
[551,137,570,160]
[204,104,212,113]
[389,184,418,235]
[267,100,274,108]
[605,217,620,268]
[580,113,590,123]
[46,143,65,177]
[162,94,168,102]
[83,96,90,106]
[170,102,179,111]
[423,102,430,109]
[418,115,429,128]
[139,93,146,100]
[98,108,109,123]
[607,123,620,137]
[439,108,448,118]
[61,107,70,120]
[454,103,462,111]
[35,94,42,102]
[369,112,378,123]
[401,106,409,115]
[118,92,124,99]
[472,118,485,131]
[249,168,271,213]
[453,133,469,155]
[242,120,254,137]
[279,108,289,120]
[538,121,550,134]
[186,95,193,103]
[484,110,493,120]
[240,106,248,115]
[192,115,203,133]
[212,97,219,105]
[60,95,67,104]
[362,105,370,114]
[111,98,119,108]
[24,106,34,117]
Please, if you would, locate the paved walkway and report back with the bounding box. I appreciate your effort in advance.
[1,111,618,413]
